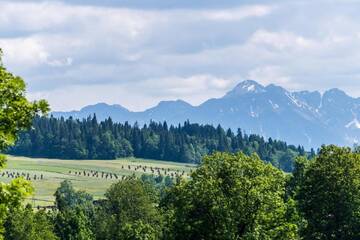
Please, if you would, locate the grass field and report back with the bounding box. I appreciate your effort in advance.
[0,155,196,207]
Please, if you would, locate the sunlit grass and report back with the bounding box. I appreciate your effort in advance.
[1,155,195,206]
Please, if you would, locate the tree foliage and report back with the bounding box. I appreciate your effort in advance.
[161,152,299,239]
[4,205,57,240]
[53,180,95,240]
[94,177,162,240]
[0,50,49,151]
[0,49,48,239]
[54,208,95,240]
[54,180,93,212]
[296,145,360,239]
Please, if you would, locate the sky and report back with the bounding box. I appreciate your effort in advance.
[1,0,360,111]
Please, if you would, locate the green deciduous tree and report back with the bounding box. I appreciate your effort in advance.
[54,208,95,240]
[0,49,49,151]
[0,49,48,239]
[95,177,162,240]
[54,180,93,212]
[53,180,95,240]
[297,145,360,239]
[4,205,58,240]
[161,152,299,240]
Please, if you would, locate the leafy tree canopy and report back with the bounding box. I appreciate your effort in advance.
[161,152,299,240]
[4,205,58,240]
[0,49,48,239]
[0,49,48,152]
[95,177,162,240]
[54,180,93,212]
[297,145,360,239]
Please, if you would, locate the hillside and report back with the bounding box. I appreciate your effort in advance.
[0,155,194,206]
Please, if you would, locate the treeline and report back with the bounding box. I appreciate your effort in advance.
[2,146,360,240]
[8,115,313,171]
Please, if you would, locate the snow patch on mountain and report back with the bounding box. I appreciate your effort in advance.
[285,92,304,108]
[269,100,279,110]
[250,106,259,118]
[247,84,255,91]
[224,80,265,97]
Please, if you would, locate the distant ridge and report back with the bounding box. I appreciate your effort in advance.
[52,80,360,149]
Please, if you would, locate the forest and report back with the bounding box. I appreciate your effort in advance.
[8,116,313,172]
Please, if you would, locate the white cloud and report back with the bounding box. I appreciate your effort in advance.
[27,84,135,111]
[200,5,274,21]
[0,1,153,35]
[0,37,49,66]
[140,74,232,93]
[0,36,75,68]
[247,65,301,89]
[0,2,69,31]
[249,30,317,51]
[47,57,73,67]
[27,74,234,111]
[3,1,360,111]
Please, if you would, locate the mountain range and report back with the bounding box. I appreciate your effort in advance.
[52,80,360,149]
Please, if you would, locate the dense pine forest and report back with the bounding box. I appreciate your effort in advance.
[8,116,313,171]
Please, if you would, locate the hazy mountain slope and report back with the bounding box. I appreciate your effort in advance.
[52,80,360,149]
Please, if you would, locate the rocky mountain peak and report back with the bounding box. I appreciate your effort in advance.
[224,80,266,98]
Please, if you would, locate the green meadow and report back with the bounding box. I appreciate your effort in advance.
[0,155,195,206]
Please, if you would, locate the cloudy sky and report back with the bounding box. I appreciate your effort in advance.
[1,0,360,111]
